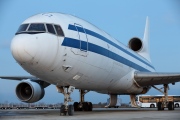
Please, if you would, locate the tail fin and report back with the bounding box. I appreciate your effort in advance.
[139,17,151,62]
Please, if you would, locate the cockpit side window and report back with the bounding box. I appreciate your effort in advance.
[16,24,29,34]
[28,23,46,32]
[54,25,64,36]
[46,24,56,34]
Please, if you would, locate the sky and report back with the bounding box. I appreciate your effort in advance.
[0,0,180,104]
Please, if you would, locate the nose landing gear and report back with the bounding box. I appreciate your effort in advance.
[56,86,75,116]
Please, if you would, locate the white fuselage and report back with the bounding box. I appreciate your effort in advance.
[11,13,155,95]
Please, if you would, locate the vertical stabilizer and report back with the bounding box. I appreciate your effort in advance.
[139,17,151,62]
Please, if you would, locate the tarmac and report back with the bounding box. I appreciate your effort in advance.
[0,108,180,120]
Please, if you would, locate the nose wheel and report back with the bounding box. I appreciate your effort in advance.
[56,86,75,116]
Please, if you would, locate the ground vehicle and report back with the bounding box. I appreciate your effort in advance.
[136,95,180,108]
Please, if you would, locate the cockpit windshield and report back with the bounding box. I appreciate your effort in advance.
[28,23,46,32]
[16,23,46,35]
[16,23,64,37]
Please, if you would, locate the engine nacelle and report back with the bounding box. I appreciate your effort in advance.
[128,37,143,52]
[16,80,45,103]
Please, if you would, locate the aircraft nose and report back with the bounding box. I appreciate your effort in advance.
[11,35,38,64]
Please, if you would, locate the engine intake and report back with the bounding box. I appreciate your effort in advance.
[128,37,143,52]
[16,80,45,103]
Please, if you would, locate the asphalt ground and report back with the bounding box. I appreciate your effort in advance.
[0,108,180,120]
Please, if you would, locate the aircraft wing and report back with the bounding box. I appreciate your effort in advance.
[0,76,50,87]
[134,72,180,86]
[0,76,37,80]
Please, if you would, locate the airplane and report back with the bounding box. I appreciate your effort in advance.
[1,12,180,116]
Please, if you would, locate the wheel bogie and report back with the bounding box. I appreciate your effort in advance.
[73,102,93,111]
[156,101,175,111]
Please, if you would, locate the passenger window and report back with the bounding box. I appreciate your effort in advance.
[28,23,46,31]
[46,24,56,34]
[54,25,64,36]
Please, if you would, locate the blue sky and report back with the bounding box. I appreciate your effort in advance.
[0,0,180,104]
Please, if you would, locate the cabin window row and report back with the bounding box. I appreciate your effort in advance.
[16,23,64,36]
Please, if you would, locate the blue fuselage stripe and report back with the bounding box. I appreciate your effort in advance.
[68,24,154,69]
[62,37,150,72]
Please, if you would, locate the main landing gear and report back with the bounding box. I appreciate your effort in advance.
[56,86,75,116]
[73,90,93,111]
[152,84,174,111]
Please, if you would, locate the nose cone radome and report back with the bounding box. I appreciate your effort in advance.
[11,35,38,64]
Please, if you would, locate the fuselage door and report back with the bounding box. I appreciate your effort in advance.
[71,23,88,56]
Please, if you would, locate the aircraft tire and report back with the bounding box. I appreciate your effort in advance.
[83,102,89,111]
[168,102,174,110]
[73,102,79,111]
[68,105,74,116]
[60,105,67,116]
[157,102,164,111]
[172,102,175,110]
[88,102,93,111]
[78,102,83,111]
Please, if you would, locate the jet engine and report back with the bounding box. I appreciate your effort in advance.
[16,79,45,103]
[128,37,143,52]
